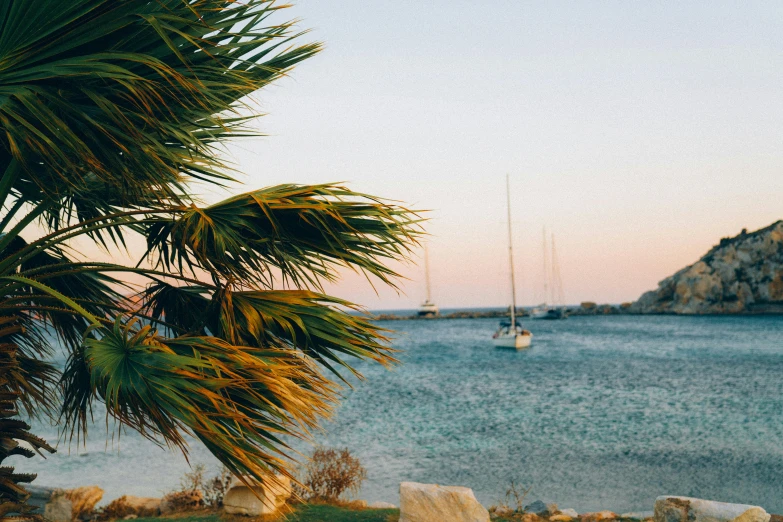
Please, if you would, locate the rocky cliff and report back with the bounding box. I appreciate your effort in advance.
[632,221,783,314]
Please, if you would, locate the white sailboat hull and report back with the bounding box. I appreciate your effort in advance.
[493,332,533,349]
[417,301,439,317]
[530,308,549,319]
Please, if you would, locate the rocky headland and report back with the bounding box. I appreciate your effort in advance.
[374,221,783,320]
[631,221,783,314]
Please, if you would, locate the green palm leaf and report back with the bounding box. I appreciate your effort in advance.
[143,183,423,288]
[76,318,336,480]
[1,0,319,210]
[0,1,423,518]
[137,281,397,379]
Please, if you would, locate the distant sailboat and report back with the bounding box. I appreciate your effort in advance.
[531,227,551,319]
[492,175,532,349]
[418,244,439,317]
[547,233,568,319]
[532,228,568,320]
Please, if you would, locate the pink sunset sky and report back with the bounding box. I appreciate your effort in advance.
[79,2,783,311]
[215,1,783,310]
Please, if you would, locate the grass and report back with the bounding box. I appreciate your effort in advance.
[128,504,399,522]
[284,504,398,521]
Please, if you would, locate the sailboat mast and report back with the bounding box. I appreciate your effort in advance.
[506,175,516,327]
[424,244,432,303]
[551,233,557,306]
[552,232,565,306]
[542,226,549,307]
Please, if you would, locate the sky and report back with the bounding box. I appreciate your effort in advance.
[206,2,783,310]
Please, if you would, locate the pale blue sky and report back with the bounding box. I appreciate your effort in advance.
[223,1,783,309]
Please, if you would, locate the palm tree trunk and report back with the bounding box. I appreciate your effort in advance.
[0,321,55,522]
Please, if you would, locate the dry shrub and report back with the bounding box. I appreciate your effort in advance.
[96,496,133,521]
[161,489,204,513]
[489,480,532,517]
[132,506,159,518]
[160,464,233,513]
[296,447,367,502]
[203,468,233,508]
[180,465,207,493]
[94,496,161,521]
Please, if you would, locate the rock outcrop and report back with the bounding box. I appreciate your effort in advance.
[399,481,489,522]
[525,501,559,517]
[122,496,162,516]
[65,486,104,520]
[43,491,73,522]
[654,496,770,522]
[632,222,783,314]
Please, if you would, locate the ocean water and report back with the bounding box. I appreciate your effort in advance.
[24,315,783,513]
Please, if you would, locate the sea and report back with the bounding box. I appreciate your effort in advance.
[24,312,783,513]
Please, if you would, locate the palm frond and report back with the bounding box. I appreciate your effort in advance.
[0,315,59,419]
[0,0,320,210]
[143,184,423,288]
[0,0,424,501]
[0,237,124,352]
[137,281,397,379]
[213,288,397,378]
[66,318,336,481]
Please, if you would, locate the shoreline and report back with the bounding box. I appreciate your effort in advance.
[372,305,783,321]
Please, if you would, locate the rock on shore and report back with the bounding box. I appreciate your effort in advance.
[65,486,103,520]
[223,475,291,517]
[632,221,783,314]
[654,496,771,522]
[399,481,489,522]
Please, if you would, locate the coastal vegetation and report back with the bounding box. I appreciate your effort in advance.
[91,501,399,522]
[0,1,419,520]
[119,505,400,522]
[295,448,368,503]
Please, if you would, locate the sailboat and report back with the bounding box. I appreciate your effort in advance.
[546,233,568,319]
[532,229,568,320]
[530,227,551,319]
[492,175,532,349]
[417,244,439,317]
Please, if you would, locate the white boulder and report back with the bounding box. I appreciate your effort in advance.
[399,481,489,522]
[223,475,291,516]
[654,497,771,522]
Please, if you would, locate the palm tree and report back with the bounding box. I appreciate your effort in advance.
[0,1,420,520]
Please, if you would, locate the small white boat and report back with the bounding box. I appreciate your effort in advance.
[531,306,567,320]
[493,320,533,349]
[418,300,439,318]
[493,174,532,350]
[530,306,550,319]
[417,244,439,317]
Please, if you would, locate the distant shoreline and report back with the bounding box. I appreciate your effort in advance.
[371,303,783,320]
